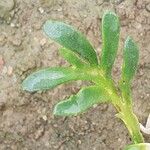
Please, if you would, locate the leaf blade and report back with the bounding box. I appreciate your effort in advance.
[101,11,120,75]
[122,36,139,83]
[22,67,87,92]
[119,37,139,104]
[43,21,98,65]
[124,143,150,150]
[54,86,109,116]
[59,47,88,68]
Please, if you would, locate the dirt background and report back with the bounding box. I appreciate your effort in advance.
[0,0,150,150]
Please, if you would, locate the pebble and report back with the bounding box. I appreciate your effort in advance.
[7,66,13,76]
[38,7,44,14]
[40,38,47,46]
[10,23,15,27]
[57,7,62,12]
[53,124,58,128]
[42,115,47,121]
[145,3,150,13]
[78,140,82,144]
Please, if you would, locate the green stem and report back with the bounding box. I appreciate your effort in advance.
[110,85,144,144]
[119,104,144,144]
[89,68,144,144]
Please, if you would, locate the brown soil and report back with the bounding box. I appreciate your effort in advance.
[0,0,150,150]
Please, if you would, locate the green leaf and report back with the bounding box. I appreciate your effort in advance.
[119,37,139,104]
[124,143,150,150]
[59,47,88,68]
[122,36,139,83]
[53,86,109,116]
[22,67,89,92]
[101,11,120,75]
[43,20,98,65]
[119,82,132,104]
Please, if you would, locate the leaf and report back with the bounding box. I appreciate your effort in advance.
[124,143,150,150]
[53,86,109,116]
[119,37,139,104]
[122,36,139,83]
[22,67,89,92]
[59,47,88,68]
[101,11,120,75]
[119,82,132,104]
[43,20,98,65]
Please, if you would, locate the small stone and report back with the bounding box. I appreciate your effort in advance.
[78,140,82,144]
[40,38,47,46]
[57,7,62,12]
[16,23,20,28]
[42,115,47,121]
[145,3,150,12]
[7,66,13,76]
[118,138,121,142]
[10,23,15,27]
[53,124,58,128]
[38,7,44,14]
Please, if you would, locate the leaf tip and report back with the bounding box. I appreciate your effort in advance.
[125,36,133,44]
[53,103,65,116]
[125,36,139,54]
[22,79,33,92]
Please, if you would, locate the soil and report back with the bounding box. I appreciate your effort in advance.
[0,0,150,150]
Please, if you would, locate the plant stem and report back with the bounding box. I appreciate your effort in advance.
[110,85,144,144]
[119,104,144,144]
[90,68,144,144]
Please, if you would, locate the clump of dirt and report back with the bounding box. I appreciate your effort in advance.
[0,0,150,150]
[0,0,15,23]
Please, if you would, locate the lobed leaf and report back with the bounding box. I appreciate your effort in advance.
[122,36,139,83]
[22,67,89,92]
[53,86,109,116]
[43,21,98,65]
[59,47,88,68]
[100,11,120,75]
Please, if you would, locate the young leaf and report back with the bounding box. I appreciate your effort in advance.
[53,86,109,116]
[59,47,88,68]
[124,143,150,150]
[22,67,89,92]
[101,11,120,75]
[119,82,132,104]
[43,21,98,65]
[122,36,139,83]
